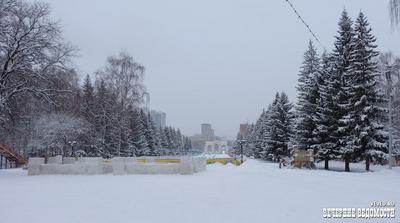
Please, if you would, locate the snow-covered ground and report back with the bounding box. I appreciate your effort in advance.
[0,160,399,223]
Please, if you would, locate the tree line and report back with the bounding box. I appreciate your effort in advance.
[236,10,400,171]
[0,0,191,158]
[237,92,294,162]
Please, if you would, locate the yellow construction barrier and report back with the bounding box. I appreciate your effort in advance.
[102,157,242,166]
[155,158,181,164]
[206,158,242,166]
[103,158,181,164]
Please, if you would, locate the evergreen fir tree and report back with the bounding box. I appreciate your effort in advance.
[130,109,149,156]
[140,111,155,156]
[94,80,116,158]
[118,127,131,157]
[347,12,388,171]
[152,126,162,156]
[265,93,281,160]
[164,127,173,154]
[332,10,356,171]
[243,124,255,157]
[176,129,183,155]
[170,127,177,154]
[81,75,95,123]
[252,110,267,159]
[295,41,320,150]
[235,132,245,157]
[260,106,273,160]
[314,52,341,169]
[265,92,294,160]
[278,92,294,156]
[145,112,158,156]
[183,136,192,153]
[160,127,169,155]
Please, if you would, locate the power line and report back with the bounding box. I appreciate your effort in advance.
[284,0,323,47]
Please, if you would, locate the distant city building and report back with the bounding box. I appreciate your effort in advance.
[150,110,166,129]
[189,134,205,149]
[191,123,228,150]
[201,123,215,141]
[204,140,229,154]
[239,123,250,138]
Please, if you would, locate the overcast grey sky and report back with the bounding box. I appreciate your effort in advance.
[46,0,400,139]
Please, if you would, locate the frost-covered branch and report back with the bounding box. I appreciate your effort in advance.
[0,0,75,123]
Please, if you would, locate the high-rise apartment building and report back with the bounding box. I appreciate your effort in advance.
[150,110,166,129]
[201,123,215,141]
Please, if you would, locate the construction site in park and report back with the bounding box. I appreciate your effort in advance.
[27,156,207,175]
[0,141,244,175]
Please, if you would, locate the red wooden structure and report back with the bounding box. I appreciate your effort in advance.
[0,143,27,168]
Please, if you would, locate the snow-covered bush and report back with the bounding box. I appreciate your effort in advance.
[29,113,90,156]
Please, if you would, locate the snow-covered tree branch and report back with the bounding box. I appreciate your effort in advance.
[0,0,74,122]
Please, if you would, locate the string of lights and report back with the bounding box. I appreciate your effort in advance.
[284,0,323,47]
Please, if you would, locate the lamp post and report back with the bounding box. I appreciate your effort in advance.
[237,140,247,164]
[385,64,395,169]
[389,92,394,169]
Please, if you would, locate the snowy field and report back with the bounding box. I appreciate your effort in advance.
[0,160,399,223]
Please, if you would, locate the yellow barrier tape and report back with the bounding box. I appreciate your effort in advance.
[207,158,241,166]
[136,159,146,163]
[155,159,181,163]
[103,158,181,164]
[102,157,243,166]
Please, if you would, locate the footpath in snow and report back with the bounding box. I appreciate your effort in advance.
[0,159,399,223]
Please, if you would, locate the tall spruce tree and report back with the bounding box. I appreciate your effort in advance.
[244,123,255,157]
[94,80,116,158]
[252,109,267,159]
[347,12,388,171]
[278,92,294,156]
[160,127,169,155]
[81,75,95,123]
[176,129,183,155]
[130,109,149,156]
[260,105,273,160]
[332,10,356,171]
[295,41,320,150]
[164,127,173,154]
[265,92,294,160]
[152,126,162,156]
[183,136,192,153]
[145,112,158,156]
[314,52,341,169]
[167,127,175,154]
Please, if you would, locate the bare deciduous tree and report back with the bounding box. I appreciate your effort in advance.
[96,51,146,109]
[0,0,74,122]
[390,0,400,28]
[95,52,147,156]
[378,52,400,152]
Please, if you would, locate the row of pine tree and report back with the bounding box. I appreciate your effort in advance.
[79,75,192,158]
[237,92,294,162]
[0,0,193,158]
[237,10,389,171]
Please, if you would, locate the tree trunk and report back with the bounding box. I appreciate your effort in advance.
[345,155,350,172]
[324,158,329,170]
[365,154,370,172]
